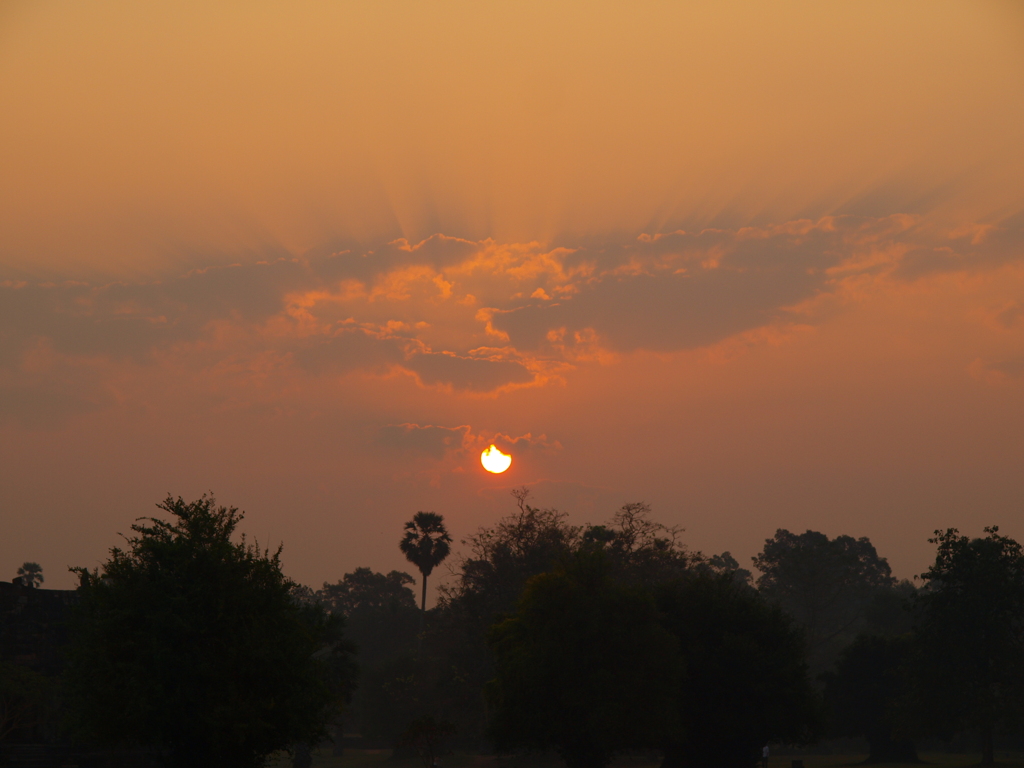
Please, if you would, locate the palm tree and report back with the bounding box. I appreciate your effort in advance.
[16,562,43,588]
[399,512,452,614]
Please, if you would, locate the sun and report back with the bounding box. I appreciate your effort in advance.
[480,444,512,473]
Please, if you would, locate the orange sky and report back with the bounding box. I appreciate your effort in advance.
[2,1,1023,593]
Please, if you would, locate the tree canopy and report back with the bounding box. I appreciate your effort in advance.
[909,527,1024,766]
[657,572,821,768]
[487,551,682,768]
[66,495,356,768]
[14,562,43,588]
[400,512,452,613]
[753,529,895,673]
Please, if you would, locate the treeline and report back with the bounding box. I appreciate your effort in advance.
[319,491,1024,768]
[2,491,1024,768]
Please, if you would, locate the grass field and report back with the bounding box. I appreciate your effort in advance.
[265,749,1024,768]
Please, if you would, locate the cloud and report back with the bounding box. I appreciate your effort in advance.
[376,423,562,461]
[377,424,472,459]
[3,213,1023,425]
[403,352,535,393]
[970,357,1024,385]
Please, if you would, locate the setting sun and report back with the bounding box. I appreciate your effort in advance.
[480,445,512,474]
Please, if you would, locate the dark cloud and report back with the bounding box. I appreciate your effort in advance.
[377,423,471,458]
[404,352,535,392]
[3,215,1022,412]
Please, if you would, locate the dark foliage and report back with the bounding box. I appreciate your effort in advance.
[0,660,52,743]
[400,512,452,614]
[657,573,821,768]
[822,635,917,763]
[753,529,896,674]
[312,568,421,744]
[908,527,1024,766]
[14,562,43,589]
[487,550,682,768]
[65,495,357,768]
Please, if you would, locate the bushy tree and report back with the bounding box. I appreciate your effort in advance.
[66,495,356,768]
[753,529,895,673]
[318,568,418,616]
[444,488,580,623]
[909,527,1024,766]
[657,573,820,768]
[487,551,682,768]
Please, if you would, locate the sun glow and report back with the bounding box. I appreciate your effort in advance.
[480,445,512,474]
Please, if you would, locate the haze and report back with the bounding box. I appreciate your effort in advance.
[2,0,1023,592]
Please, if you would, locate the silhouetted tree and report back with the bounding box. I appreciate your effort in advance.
[487,551,681,768]
[700,550,754,587]
[14,562,43,588]
[579,501,696,587]
[909,527,1024,766]
[319,568,418,616]
[316,568,421,744]
[822,635,917,763]
[444,488,579,621]
[400,512,452,614]
[753,529,895,673]
[657,572,821,768]
[66,495,356,768]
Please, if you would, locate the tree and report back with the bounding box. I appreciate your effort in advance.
[400,512,453,614]
[487,551,682,768]
[753,529,895,673]
[443,488,579,622]
[656,573,821,768]
[316,568,421,745]
[318,568,418,616]
[14,562,43,588]
[822,635,917,763]
[65,495,356,768]
[909,527,1024,766]
[579,502,696,587]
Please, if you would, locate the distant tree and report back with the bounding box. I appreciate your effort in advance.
[487,551,681,768]
[14,562,43,588]
[656,573,820,768]
[753,529,895,673]
[400,512,452,614]
[66,495,356,768]
[319,568,418,616]
[909,527,1024,766]
[822,635,917,763]
[317,568,421,744]
[696,550,754,587]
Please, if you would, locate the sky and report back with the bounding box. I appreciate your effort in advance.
[2,1,1023,595]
